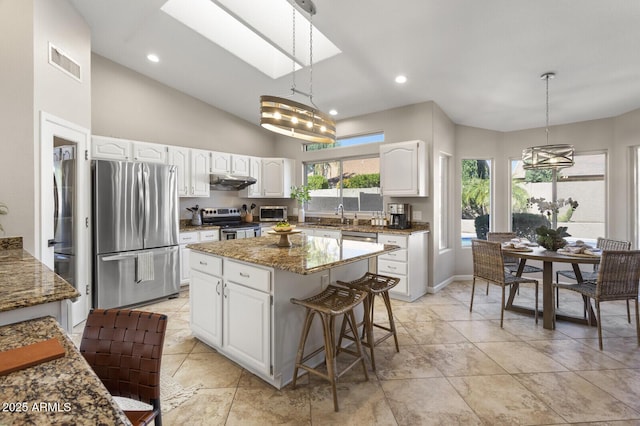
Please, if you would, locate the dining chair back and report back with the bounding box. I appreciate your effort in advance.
[80,308,168,426]
[470,239,539,326]
[554,250,640,349]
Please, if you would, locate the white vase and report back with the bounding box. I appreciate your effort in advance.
[298,207,305,223]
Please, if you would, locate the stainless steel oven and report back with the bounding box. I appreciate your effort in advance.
[221,226,261,240]
[202,207,262,240]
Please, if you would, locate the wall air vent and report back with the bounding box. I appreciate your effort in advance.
[48,42,81,82]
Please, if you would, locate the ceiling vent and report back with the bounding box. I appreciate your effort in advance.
[48,43,81,82]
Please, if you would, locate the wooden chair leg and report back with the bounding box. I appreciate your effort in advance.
[320,313,339,412]
[535,282,539,324]
[486,282,489,296]
[635,298,639,347]
[596,300,603,351]
[470,278,477,312]
[627,299,631,323]
[500,286,506,328]
[381,291,400,352]
[292,308,315,389]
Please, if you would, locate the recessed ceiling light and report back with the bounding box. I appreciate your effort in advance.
[147,53,160,63]
[329,109,338,116]
[395,75,407,84]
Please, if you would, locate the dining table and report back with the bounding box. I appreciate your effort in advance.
[503,246,601,330]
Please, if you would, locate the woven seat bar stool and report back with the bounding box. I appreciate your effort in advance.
[290,285,369,412]
[336,272,400,371]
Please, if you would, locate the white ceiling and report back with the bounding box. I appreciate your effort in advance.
[69,0,640,132]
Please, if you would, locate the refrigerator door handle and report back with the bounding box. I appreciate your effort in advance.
[101,253,139,261]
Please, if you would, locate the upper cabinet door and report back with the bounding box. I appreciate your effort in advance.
[380,140,428,197]
[261,158,293,198]
[168,146,190,197]
[211,151,231,174]
[231,155,250,175]
[191,149,211,197]
[91,136,131,161]
[132,141,168,164]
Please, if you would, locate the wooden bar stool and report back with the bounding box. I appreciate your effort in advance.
[290,284,369,412]
[336,272,400,371]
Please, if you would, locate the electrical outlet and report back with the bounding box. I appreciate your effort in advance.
[413,210,423,220]
[321,274,330,287]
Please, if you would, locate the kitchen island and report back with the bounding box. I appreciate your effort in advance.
[0,237,80,331]
[187,233,399,388]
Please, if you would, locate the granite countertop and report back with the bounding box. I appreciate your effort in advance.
[188,233,399,274]
[179,224,221,233]
[0,316,130,425]
[295,222,430,235]
[0,237,80,313]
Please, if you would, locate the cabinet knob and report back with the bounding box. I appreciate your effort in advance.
[199,261,207,266]
[239,272,250,278]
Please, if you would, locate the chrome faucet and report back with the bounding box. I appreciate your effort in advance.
[336,203,345,224]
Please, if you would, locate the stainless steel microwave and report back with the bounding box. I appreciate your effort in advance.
[259,206,287,222]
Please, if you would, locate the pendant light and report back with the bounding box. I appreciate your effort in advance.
[259,0,336,144]
[522,72,574,169]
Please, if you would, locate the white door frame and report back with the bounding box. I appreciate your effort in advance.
[40,111,91,326]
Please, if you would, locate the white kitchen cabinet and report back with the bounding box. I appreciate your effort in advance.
[380,140,428,197]
[223,280,271,375]
[231,155,250,175]
[378,232,428,301]
[313,228,341,239]
[132,141,167,163]
[168,147,210,197]
[191,149,211,197]
[190,252,223,347]
[242,156,262,198]
[91,136,131,161]
[211,151,231,174]
[261,158,293,198]
[179,230,219,284]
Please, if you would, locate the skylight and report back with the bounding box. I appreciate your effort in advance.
[161,0,341,79]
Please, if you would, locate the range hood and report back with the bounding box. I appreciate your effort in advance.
[209,173,257,191]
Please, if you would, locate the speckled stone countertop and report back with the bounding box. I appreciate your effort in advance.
[0,237,80,313]
[295,222,430,235]
[188,233,399,275]
[0,316,130,425]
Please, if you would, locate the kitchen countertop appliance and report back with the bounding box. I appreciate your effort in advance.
[259,205,287,222]
[388,203,411,229]
[92,160,180,309]
[202,207,261,239]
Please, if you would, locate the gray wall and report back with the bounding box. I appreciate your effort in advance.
[0,0,91,254]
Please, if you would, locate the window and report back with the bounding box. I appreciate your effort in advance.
[439,153,451,250]
[511,153,605,244]
[304,132,384,151]
[461,159,492,246]
[304,156,383,213]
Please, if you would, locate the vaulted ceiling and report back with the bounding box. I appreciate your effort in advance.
[70,0,640,132]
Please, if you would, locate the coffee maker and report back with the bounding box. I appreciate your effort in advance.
[388,203,411,229]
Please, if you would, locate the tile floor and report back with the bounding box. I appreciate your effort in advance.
[72,281,640,425]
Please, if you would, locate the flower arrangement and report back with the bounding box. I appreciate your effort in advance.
[535,225,571,251]
[290,185,311,206]
[527,197,578,219]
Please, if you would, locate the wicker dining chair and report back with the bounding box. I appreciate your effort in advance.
[486,232,543,295]
[553,250,640,350]
[555,237,632,317]
[80,309,168,426]
[470,239,539,327]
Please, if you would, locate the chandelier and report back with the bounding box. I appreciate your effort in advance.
[259,0,336,144]
[522,72,574,169]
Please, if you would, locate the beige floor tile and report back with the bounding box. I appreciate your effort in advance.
[162,353,188,377]
[475,341,568,373]
[226,386,311,425]
[449,319,521,342]
[143,295,188,313]
[402,320,469,345]
[163,327,198,354]
[373,345,442,380]
[496,318,572,340]
[429,303,487,321]
[164,310,191,330]
[173,351,243,388]
[422,342,507,377]
[375,322,417,347]
[412,292,462,306]
[191,340,219,353]
[514,371,640,423]
[577,369,640,413]
[162,388,235,425]
[527,339,626,371]
[577,337,640,367]
[448,374,564,425]
[309,380,397,425]
[467,302,530,322]
[554,320,618,340]
[599,314,640,337]
[381,377,482,425]
[392,304,440,322]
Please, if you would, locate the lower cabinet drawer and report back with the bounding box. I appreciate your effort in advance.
[379,271,408,295]
[190,251,222,276]
[379,248,407,262]
[378,259,407,276]
[225,259,271,293]
[200,230,219,242]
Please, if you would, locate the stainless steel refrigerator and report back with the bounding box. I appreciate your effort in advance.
[93,160,180,309]
[53,152,76,291]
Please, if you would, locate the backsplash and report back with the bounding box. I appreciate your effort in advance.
[0,236,22,250]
